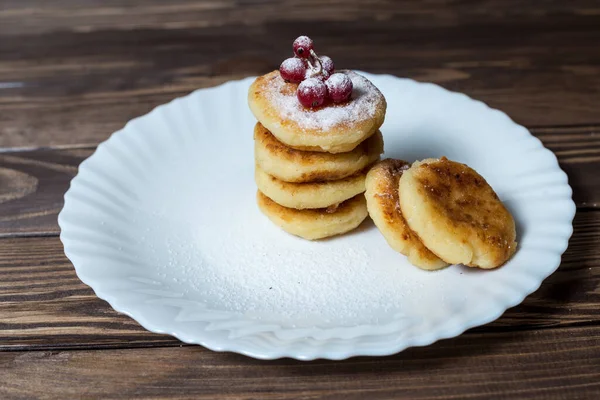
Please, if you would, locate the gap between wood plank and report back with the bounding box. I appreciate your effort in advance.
[0,143,98,154]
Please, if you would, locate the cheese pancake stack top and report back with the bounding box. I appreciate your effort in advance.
[248,36,387,240]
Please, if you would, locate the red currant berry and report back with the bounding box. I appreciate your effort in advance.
[279,57,307,83]
[319,55,335,76]
[297,77,327,108]
[326,73,353,103]
[293,36,314,59]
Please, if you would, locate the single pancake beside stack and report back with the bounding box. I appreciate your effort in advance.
[249,70,387,240]
[365,159,449,270]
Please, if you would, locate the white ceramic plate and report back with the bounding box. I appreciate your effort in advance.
[59,72,575,360]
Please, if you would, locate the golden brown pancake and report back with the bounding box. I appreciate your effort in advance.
[399,157,517,269]
[257,191,368,240]
[255,165,366,209]
[254,123,383,183]
[248,70,386,153]
[365,159,449,270]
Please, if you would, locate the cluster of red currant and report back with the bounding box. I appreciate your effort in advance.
[279,36,353,108]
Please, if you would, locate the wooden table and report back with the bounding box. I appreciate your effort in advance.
[1,1,599,398]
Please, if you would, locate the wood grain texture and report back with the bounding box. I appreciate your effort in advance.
[1,1,599,398]
[3,0,600,35]
[0,210,598,350]
[534,125,600,209]
[1,125,598,237]
[1,326,599,399]
[2,0,600,148]
[0,148,93,236]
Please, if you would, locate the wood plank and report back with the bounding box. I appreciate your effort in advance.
[534,125,600,209]
[2,1,600,148]
[0,233,180,349]
[0,125,597,237]
[2,0,600,36]
[0,210,598,351]
[1,326,599,399]
[0,148,93,236]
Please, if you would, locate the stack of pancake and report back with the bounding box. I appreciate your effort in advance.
[248,70,387,240]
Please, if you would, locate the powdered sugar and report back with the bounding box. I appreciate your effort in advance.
[326,72,353,103]
[319,55,335,75]
[267,70,383,131]
[294,35,312,49]
[149,218,425,327]
[133,162,431,328]
[280,57,305,74]
[293,35,313,58]
[297,77,327,107]
[299,77,323,89]
[327,72,351,88]
[279,57,306,83]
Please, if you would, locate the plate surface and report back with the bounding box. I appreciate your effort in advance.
[58,73,575,360]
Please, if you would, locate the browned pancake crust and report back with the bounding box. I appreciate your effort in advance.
[255,165,367,209]
[400,157,517,268]
[365,159,448,270]
[257,191,368,240]
[254,123,383,182]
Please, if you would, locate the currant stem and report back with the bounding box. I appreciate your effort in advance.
[307,49,322,77]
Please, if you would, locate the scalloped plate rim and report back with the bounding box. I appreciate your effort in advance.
[58,72,576,360]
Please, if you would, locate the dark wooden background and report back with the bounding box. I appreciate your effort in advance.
[1,1,600,398]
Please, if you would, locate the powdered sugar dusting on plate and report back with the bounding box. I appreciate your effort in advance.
[148,218,424,327]
[267,70,383,131]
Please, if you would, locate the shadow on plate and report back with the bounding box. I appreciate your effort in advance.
[317,217,376,242]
